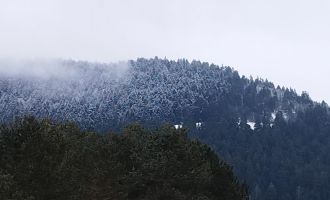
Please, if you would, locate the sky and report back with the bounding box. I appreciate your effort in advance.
[1,0,330,102]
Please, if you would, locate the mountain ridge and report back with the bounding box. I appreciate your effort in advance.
[0,57,324,129]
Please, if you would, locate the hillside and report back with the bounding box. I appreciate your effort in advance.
[0,117,248,199]
[1,57,330,199]
[0,58,317,129]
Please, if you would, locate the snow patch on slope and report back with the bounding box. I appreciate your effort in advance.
[247,121,256,130]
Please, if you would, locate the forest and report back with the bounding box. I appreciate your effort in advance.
[1,57,330,199]
[0,117,248,200]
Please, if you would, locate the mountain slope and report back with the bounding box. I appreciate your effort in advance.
[0,57,329,199]
[0,58,317,130]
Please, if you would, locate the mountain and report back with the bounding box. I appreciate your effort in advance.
[1,57,330,199]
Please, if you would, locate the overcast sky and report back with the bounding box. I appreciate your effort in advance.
[1,0,330,102]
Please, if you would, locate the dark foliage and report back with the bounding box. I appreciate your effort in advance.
[0,117,248,200]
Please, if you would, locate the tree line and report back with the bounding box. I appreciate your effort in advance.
[0,117,248,200]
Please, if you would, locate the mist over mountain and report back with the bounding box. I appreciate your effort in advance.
[1,57,330,199]
[0,57,319,128]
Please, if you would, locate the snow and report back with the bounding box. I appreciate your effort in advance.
[247,121,256,130]
[271,112,276,121]
[237,117,241,125]
[174,124,183,129]
[0,58,234,130]
[196,122,202,129]
[0,58,313,132]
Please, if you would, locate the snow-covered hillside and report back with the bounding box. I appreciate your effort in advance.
[0,58,318,131]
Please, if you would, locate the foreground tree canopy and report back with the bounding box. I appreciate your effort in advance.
[0,117,248,200]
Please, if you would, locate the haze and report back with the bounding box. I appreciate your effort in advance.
[1,0,330,102]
